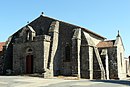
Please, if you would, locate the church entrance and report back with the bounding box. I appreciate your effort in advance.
[26,55,33,74]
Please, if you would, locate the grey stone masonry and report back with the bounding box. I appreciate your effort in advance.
[46,21,59,78]
[72,28,81,78]
[93,47,106,79]
[42,35,51,78]
[89,46,93,80]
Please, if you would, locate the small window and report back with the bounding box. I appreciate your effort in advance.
[28,49,32,52]
[120,53,122,66]
[26,48,33,54]
[26,30,30,41]
[65,45,71,62]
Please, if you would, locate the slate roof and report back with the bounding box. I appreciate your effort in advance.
[13,15,106,40]
[97,40,115,48]
[29,15,106,39]
[0,42,5,51]
[45,16,106,39]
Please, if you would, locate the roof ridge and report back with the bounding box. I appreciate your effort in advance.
[40,15,106,39]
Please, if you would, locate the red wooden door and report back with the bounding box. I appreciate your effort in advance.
[26,55,33,74]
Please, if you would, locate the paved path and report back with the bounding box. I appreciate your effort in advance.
[0,76,129,87]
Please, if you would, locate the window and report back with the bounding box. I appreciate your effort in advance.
[28,49,32,52]
[26,48,33,54]
[26,30,30,41]
[65,45,71,62]
[120,53,122,66]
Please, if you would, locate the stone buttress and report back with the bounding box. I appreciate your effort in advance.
[44,21,59,78]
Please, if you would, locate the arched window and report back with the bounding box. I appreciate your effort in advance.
[28,49,32,52]
[26,48,33,54]
[65,45,71,62]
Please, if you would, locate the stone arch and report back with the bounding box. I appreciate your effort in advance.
[26,47,33,54]
[23,46,35,57]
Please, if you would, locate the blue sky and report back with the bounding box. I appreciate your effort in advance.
[0,0,130,57]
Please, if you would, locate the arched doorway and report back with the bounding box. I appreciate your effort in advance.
[26,55,33,74]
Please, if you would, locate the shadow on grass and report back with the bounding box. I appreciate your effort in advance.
[91,79,130,86]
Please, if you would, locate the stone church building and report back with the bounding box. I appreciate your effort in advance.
[0,14,126,79]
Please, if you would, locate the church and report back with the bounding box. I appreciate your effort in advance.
[0,13,126,80]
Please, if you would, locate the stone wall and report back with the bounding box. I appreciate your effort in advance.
[3,36,14,74]
[58,22,76,76]
[80,31,89,79]
[125,58,130,76]
[13,35,50,74]
[98,47,118,79]
[93,49,102,79]
[114,35,126,79]
[0,50,5,74]
[107,47,118,79]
